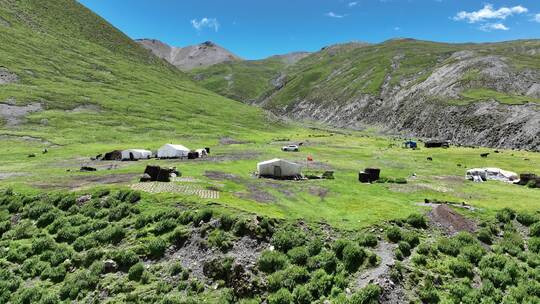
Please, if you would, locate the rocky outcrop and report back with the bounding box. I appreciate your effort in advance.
[135,39,241,70]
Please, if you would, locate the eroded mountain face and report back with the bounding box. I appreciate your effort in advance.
[191,40,540,151]
[136,39,241,70]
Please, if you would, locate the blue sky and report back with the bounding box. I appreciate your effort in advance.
[78,0,540,60]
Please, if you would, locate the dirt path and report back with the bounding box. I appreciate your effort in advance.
[355,241,396,289]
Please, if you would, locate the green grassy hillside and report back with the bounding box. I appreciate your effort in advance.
[0,0,274,146]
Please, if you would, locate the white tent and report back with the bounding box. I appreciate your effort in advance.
[466,168,519,183]
[157,144,190,159]
[257,158,302,178]
[121,149,152,160]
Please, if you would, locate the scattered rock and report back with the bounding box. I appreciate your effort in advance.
[427,157,433,161]
[103,259,118,273]
[80,166,97,172]
[76,194,92,205]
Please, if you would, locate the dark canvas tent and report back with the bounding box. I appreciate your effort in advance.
[103,150,122,161]
[425,140,450,148]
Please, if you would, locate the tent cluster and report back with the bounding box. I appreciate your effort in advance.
[98,144,209,161]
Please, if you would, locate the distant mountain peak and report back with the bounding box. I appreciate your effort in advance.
[136,39,241,70]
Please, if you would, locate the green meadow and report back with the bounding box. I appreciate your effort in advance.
[2,125,538,230]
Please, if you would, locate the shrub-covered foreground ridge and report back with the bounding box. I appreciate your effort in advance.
[1,188,539,303]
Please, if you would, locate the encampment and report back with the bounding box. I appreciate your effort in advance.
[157,144,190,159]
[257,158,302,179]
[466,168,519,183]
[121,149,152,161]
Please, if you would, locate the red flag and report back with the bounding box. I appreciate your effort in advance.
[307,155,313,161]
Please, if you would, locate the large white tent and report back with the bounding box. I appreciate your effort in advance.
[257,158,302,178]
[121,149,152,160]
[157,144,190,159]
[466,168,519,183]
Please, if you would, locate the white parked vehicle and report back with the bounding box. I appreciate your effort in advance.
[281,144,299,152]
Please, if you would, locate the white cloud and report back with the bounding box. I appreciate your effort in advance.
[191,17,220,32]
[454,4,528,23]
[326,12,345,18]
[480,23,509,31]
[535,13,540,23]
[348,2,358,7]
[394,26,401,31]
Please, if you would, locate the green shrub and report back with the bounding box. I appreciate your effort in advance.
[477,228,493,244]
[0,220,10,236]
[169,226,190,247]
[128,263,144,281]
[307,269,333,298]
[357,233,378,247]
[193,209,213,225]
[406,213,428,229]
[11,220,36,240]
[108,203,135,222]
[57,196,76,211]
[386,227,402,243]
[292,285,313,304]
[394,248,404,261]
[530,222,540,237]
[307,249,337,273]
[307,238,323,256]
[342,243,365,272]
[55,225,79,243]
[72,236,97,252]
[437,238,460,256]
[516,211,539,226]
[258,250,288,273]
[207,229,235,252]
[416,242,434,256]
[219,214,236,231]
[113,249,139,270]
[59,270,99,300]
[418,284,440,304]
[332,239,353,259]
[460,244,485,264]
[287,246,309,265]
[271,227,306,252]
[96,225,125,244]
[268,288,293,304]
[134,214,152,229]
[116,190,141,204]
[411,254,427,266]
[496,208,516,223]
[267,265,309,292]
[529,237,540,253]
[348,284,381,304]
[146,238,168,259]
[31,236,55,254]
[398,241,411,257]
[153,218,178,235]
[41,265,67,283]
[448,258,474,278]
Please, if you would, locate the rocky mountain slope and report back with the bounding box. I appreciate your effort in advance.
[191,39,540,151]
[136,39,242,70]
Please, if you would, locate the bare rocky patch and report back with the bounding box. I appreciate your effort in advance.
[67,104,102,113]
[0,68,19,84]
[0,101,42,126]
[428,204,477,235]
